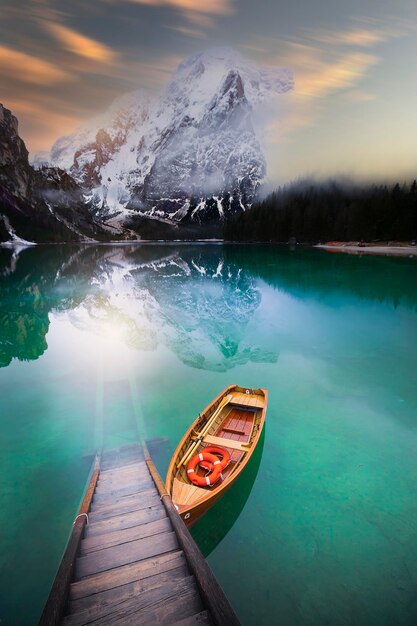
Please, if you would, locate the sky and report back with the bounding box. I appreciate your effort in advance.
[1,0,416,185]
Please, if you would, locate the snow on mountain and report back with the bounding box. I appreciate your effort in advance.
[50,90,151,180]
[46,48,293,224]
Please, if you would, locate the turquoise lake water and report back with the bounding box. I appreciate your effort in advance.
[0,244,417,625]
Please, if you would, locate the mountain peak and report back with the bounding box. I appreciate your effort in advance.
[45,48,293,227]
[176,47,244,72]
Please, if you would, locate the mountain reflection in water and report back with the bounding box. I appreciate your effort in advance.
[1,244,417,371]
[0,244,271,371]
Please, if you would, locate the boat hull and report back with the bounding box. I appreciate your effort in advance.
[165,384,268,527]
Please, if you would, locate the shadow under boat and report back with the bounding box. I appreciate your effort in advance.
[190,425,265,558]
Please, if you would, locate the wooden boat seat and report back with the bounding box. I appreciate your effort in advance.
[230,393,264,408]
[222,427,246,436]
[203,434,252,451]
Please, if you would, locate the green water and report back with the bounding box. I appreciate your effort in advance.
[1,244,417,625]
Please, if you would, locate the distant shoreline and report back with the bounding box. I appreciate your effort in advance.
[2,239,417,255]
[317,242,417,257]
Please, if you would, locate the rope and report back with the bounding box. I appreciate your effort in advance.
[74,512,89,525]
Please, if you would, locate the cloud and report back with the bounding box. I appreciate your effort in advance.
[243,11,417,151]
[343,89,376,103]
[128,0,232,13]
[164,24,208,39]
[311,29,389,48]
[122,54,184,87]
[2,97,81,155]
[0,45,74,85]
[308,18,417,48]
[43,22,117,63]
[263,46,379,144]
[294,48,379,98]
[244,17,410,145]
[265,107,316,143]
[122,0,234,27]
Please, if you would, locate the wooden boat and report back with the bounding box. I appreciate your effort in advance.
[165,384,268,527]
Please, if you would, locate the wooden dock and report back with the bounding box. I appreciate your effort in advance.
[39,444,240,626]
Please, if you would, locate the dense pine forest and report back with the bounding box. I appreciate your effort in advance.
[224,180,417,243]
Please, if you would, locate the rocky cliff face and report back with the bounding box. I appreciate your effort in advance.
[0,105,32,199]
[47,48,293,227]
[0,104,116,243]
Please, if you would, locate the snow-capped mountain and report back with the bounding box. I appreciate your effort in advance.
[47,48,293,226]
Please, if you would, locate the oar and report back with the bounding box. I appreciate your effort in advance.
[198,394,232,440]
[177,395,230,470]
[177,394,232,469]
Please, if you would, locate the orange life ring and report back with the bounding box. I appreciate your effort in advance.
[199,446,231,472]
[187,451,223,487]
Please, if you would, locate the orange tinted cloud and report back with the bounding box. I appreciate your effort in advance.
[312,29,387,47]
[0,45,74,85]
[165,24,208,39]
[267,63,377,142]
[246,15,410,134]
[296,51,379,98]
[309,19,416,48]
[129,0,232,13]
[167,0,232,13]
[252,40,380,145]
[2,97,81,155]
[126,0,233,28]
[44,22,117,62]
[265,41,379,100]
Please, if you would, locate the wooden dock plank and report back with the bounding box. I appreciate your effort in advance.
[173,611,212,625]
[98,461,148,478]
[91,485,155,512]
[62,576,199,626]
[97,473,150,488]
[125,584,203,626]
[99,465,147,476]
[97,468,151,484]
[80,516,172,555]
[95,481,155,496]
[101,454,145,471]
[70,551,187,600]
[100,451,145,467]
[69,564,189,614]
[96,468,149,481]
[76,531,179,578]
[85,504,167,537]
[93,480,154,502]
[88,493,161,522]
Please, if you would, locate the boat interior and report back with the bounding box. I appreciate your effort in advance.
[170,388,265,510]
